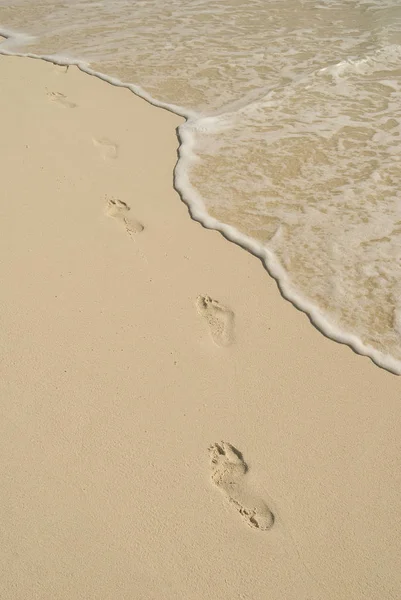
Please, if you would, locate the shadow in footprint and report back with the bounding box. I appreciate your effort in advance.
[209,441,274,531]
[196,295,235,347]
[105,197,144,237]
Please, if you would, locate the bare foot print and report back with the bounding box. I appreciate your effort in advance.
[47,91,76,108]
[196,295,235,347]
[53,64,69,75]
[105,197,144,236]
[93,137,118,159]
[209,441,274,531]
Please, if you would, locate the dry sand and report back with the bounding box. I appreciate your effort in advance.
[0,55,400,600]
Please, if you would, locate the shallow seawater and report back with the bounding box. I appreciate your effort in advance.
[1,0,401,371]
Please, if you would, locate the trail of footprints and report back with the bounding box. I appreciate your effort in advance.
[46,87,266,529]
[45,78,267,529]
[209,441,274,531]
[46,84,236,349]
[46,93,118,161]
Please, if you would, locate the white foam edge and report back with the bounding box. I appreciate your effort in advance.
[176,125,401,376]
[0,27,195,119]
[0,27,35,48]
[1,27,400,375]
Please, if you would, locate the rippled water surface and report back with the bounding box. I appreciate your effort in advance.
[1,0,401,370]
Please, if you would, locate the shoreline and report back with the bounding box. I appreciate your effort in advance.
[1,54,400,600]
[2,32,401,375]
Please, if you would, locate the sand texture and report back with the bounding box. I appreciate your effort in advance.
[0,55,400,600]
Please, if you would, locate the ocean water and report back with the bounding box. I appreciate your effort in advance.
[1,0,401,372]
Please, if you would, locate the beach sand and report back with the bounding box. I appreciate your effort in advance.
[0,55,400,600]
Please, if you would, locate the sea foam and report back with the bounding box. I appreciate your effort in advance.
[1,0,401,374]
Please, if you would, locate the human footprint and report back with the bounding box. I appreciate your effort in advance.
[209,441,274,531]
[196,295,235,347]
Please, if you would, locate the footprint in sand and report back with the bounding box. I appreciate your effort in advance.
[47,91,77,108]
[105,197,144,236]
[93,137,119,160]
[196,295,235,347]
[53,64,69,75]
[209,441,274,531]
